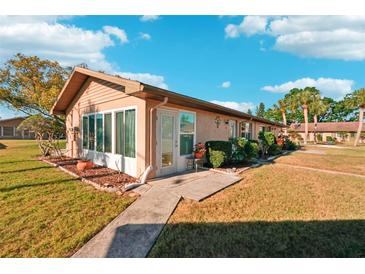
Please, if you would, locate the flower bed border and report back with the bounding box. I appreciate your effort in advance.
[41,158,138,196]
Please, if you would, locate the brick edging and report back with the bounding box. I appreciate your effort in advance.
[41,158,121,193]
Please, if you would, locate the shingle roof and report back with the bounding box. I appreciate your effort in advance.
[290,122,365,132]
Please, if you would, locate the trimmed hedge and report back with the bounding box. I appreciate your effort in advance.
[205,140,232,168]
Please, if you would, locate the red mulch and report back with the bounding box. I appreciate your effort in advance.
[44,157,137,191]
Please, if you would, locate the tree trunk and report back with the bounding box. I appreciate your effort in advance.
[281,111,287,135]
[313,115,318,143]
[354,107,364,147]
[303,105,308,145]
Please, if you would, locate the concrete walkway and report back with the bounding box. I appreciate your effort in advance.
[72,170,240,258]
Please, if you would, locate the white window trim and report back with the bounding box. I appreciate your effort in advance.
[178,110,197,156]
[158,106,197,157]
[81,105,137,159]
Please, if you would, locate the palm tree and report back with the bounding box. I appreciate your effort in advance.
[273,99,288,135]
[309,94,328,143]
[345,88,365,146]
[294,87,319,145]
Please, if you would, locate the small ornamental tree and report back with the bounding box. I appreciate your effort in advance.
[18,114,65,156]
[258,131,276,159]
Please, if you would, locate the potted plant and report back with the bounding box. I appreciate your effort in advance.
[77,157,94,171]
[193,143,206,159]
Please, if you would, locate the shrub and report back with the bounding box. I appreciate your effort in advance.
[244,141,259,159]
[316,133,323,142]
[209,150,225,168]
[283,138,297,151]
[326,136,333,142]
[268,143,282,156]
[205,141,232,167]
[258,132,276,159]
[230,137,247,163]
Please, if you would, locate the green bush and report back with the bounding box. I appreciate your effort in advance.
[283,138,297,151]
[209,150,225,168]
[268,143,282,156]
[316,133,323,142]
[326,136,333,142]
[244,141,259,159]
[205,141,232,167]
[230,137,247,163]
[258,131,276,158]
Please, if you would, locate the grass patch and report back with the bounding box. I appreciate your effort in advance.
[0,140,135,257]
[149,163,365,257]
[275,146,365,175]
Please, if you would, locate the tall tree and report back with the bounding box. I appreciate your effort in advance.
[0,54,70,123]
[247,109,253,115]
[284,88,304,124]
[345,88,365,146]
[309,94,328,143]
[293,87,319,144]
[321,96,357,122]
[255,102,266,118]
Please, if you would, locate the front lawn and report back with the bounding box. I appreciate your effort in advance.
[149,154,365,257]
[0,140,135,257]
[275,145,365,175]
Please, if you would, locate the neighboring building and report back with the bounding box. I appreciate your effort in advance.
[51,67,284,178]
[0,117,35,139]
[290,122,365,143]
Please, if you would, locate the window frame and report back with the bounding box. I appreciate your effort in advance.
[81,106,137,158]
[178,110,196,156]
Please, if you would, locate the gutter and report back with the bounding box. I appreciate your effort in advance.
[124,96,169,191]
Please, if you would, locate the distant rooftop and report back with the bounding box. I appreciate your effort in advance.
[290,122,365,132]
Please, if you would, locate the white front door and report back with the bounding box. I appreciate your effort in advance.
[156,109,178,177]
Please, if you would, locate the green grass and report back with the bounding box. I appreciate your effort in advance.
[149,149,365,257]
[0,140,135,257]
[275,145,365,175]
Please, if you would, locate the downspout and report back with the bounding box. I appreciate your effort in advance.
[124,96,169,190]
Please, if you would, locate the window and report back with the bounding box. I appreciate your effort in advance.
[88,114,95,150]
[125,109,136,158]
[82,116,88,149]
[104,113,112,153]
[229,120,237,138]
[115,111,124,155]
[259,126,265,133]
[3,127,14,136]
[240,122,252,139]
[96,114,103,152]
[179,112,195,155]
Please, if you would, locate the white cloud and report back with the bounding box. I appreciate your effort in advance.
[225,16,365,61]
[116,71,168,89]
[0,16,115,70]
[262,77,354,99]
[0,16,168,89]
[221,81,231,88]
[140,15,160,22]
[102,26,128,44]
[225,16,268,38]
[210,100,255,113]
[139,32,151,40]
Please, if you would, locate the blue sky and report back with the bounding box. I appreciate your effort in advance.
[1,15,365,119]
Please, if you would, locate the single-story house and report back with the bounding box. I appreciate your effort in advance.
[0,117,35,139]
[290,122,365,143]
[51,67,284,178]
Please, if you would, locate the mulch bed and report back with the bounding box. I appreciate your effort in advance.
[42,157,138,195]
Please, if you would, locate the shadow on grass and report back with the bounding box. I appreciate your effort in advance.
[0,165,53,174]
[144,220,365,258]
[0,142,7,149]
[0,178,79,192]
[0,159,37,165]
